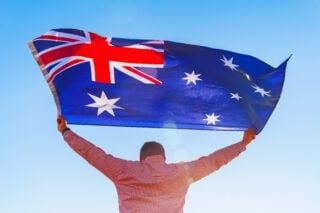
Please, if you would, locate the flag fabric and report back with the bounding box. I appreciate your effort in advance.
[29,29,288,134]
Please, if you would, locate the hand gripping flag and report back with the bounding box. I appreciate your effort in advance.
[29,29,289,134]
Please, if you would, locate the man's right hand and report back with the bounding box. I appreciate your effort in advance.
[57,115,67,133]
[243,128,256,145]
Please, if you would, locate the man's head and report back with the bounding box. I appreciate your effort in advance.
[140,141,166,162]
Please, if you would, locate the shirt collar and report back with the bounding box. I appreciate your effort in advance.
[144,155,165,162]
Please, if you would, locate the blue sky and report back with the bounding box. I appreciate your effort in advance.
[0,0,319,212]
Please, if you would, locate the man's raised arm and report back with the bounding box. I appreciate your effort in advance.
[57,116,126,181]
[186,129,256,182]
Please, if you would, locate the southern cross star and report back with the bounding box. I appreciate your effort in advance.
[182,71,202,85]
[220,55,239,71]
[220,55,251,80]
[86,91,123,116]
[252,85,271,97]
[230,93,242,101]
[204,113,221,125]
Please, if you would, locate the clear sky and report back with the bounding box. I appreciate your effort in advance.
[0,0,319,212]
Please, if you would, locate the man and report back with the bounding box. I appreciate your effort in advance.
[57,116,255,213]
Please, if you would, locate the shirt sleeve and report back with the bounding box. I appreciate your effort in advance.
[63,130,127,182]
[185,141,246,182]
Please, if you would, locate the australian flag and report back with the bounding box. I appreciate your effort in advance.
[29,29,289,134]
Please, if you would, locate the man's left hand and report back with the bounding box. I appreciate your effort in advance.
[243,128,256,145]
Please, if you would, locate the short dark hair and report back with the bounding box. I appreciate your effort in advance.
[140,141,165,161]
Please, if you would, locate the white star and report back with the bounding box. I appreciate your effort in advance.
[220,55,239,71]
[252,85,271,97]
[86,91,123,116]
[204,113,221,125]
[182,71,202,85]
[230,93,242,101]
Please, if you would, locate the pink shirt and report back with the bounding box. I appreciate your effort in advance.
[64,130,246,213]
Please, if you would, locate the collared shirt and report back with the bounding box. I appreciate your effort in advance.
[64,130,246,213]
